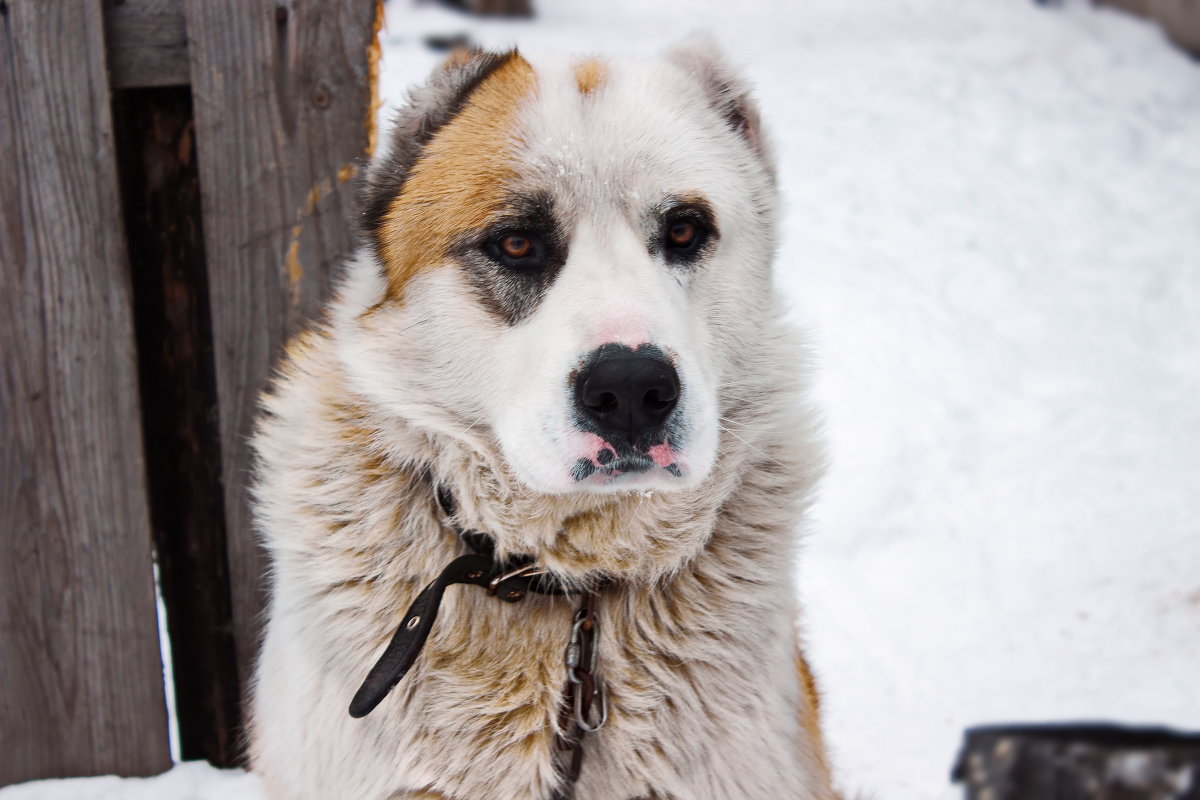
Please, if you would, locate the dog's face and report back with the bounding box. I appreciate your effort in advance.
[350,42,775,496]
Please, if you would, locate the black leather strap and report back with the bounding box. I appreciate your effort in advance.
[349,553,498,717]
[349,499,582,718]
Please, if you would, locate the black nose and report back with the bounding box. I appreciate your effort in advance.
[574,344,680,443]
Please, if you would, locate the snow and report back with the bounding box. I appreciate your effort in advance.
[7,0,1198,797]
[0,764,262,800]
[379,4,1200,796]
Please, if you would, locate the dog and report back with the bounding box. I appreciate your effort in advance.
[248,37,835,800]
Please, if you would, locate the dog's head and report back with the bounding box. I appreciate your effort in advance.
[346,40,776,498]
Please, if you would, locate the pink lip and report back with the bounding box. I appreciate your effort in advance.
[579,432,613,467]
[571,434,686,483]
[646,442,675,467]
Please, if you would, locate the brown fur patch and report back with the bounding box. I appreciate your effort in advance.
[796,647,822,719]
[796,647,836,787]
[573,58,606,95]
[377,53,536,299]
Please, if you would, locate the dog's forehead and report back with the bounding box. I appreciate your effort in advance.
[511,55,729,207]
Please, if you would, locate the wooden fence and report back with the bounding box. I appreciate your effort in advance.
[1,0,381,785]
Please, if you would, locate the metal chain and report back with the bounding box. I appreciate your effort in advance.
[552,593,607,799]
[564,600,608,732]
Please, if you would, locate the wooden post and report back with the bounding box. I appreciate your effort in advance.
[184,0,382,701]
[0,0,171,784]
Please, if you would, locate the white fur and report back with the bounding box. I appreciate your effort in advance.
[250,40,836,800]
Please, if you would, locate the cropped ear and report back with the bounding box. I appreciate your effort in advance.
[359,48,520,245]
[666,35,773,172]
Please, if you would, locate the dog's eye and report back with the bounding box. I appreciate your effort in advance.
[500,234,531,259]
[484,232,545,270]
[667,221,696,249]
[663,217,708,260]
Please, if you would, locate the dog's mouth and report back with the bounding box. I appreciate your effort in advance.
[569,435,686,485]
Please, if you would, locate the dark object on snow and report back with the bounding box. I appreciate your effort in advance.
[435,0,534,18]
[952,723,1200,799]
[424,32,476,52]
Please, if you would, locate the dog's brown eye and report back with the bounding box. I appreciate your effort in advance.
[500,234,531,259]
[484,231,546,270]
[662,215,709,263]
[667,221,696,249]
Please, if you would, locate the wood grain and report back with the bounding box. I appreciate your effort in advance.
[104,0,190,89]
[0,0,171,785]
[184,0,381,697]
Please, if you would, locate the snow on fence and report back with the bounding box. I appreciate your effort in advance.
[0,0,380,785]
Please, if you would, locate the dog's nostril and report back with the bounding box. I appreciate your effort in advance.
[587,392,619,414]
[643,387,676,410]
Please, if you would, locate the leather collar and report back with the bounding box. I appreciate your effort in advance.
[348,485,585,718]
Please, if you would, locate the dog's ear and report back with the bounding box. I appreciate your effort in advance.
[666,35,773,174]
[359,48,520,244]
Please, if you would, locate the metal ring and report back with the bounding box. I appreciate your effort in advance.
[574,680,608,733]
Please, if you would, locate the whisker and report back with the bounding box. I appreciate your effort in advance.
[454,412,486,441]
[717,423,787,469]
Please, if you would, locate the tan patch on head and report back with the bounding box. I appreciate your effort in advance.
[573,58,606,95]
[379,53,536,299]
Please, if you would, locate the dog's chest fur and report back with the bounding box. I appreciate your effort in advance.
[251,326,830,799]
[249,41,836,800]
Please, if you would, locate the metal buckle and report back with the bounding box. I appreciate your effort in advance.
[486,562,547,595]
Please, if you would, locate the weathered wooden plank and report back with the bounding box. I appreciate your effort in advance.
[184,0,381,704]
[113,86,242,767]
[104,0,190,89]
[0,0,171,785]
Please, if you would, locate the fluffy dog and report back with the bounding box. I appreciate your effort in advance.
[249,38,835,800]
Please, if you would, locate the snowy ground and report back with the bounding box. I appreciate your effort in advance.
[7,0,1198,797]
